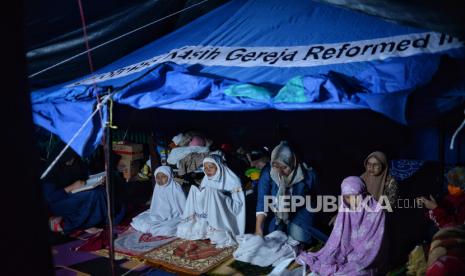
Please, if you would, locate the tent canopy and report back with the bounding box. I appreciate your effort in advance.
[31,0,465,156]
[26,0,229,87]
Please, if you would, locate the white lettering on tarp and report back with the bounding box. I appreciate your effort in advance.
[67,32,464,87]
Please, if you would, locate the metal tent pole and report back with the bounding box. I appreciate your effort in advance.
[104,98,116,276]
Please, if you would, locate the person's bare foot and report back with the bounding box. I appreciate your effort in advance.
[84,227,102,234]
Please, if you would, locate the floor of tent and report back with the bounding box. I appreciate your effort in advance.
[49,227,408,276]
[49,232,172,276]
[48,231,281,276]
[47,201,286,276]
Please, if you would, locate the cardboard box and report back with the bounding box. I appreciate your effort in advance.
[115,152,144,161]
[113,142,145,181]
[112,142,143,156]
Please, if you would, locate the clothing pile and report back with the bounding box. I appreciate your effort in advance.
[233,231,298,267]
[168,132,213,176]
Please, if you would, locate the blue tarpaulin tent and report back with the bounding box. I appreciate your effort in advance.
[31,0,465,157]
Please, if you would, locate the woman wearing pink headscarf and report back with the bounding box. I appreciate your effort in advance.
[297,176,386,275]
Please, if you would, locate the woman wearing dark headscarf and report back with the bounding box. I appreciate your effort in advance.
[42,149,107,234]
[255,141,327,246]
[361,151,398,207]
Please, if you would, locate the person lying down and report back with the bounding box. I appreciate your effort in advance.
[176,154,246,248]
[131,166,187,236]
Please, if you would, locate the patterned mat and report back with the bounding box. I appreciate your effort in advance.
[51,238,169,276]
[143,239,236,275]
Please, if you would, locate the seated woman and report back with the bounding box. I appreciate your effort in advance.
[176,154,246,247]
[255,141,327,246]
[361,151,398,207]
[130,166,186,236]
[421,166,465,228]
[42,149,107,234]
[328,151,397,227]
[297,176,386,275]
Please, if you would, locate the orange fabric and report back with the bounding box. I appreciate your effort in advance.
[448,184,464,196]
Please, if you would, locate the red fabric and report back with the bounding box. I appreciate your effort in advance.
[74,225,129,252]
[426,256,465,276]
[430,193,465,228]
[220,144,233,154]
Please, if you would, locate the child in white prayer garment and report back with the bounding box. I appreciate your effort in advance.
[176,154,246,248]
[131,166,186,236]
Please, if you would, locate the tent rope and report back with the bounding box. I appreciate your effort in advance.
[39,93,114,180]
[39,61,166,181]
[77,0,105,126]
[449,108,465,150]
[28,0,209,79]
[76,2,118,272]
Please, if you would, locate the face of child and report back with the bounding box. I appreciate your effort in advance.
[204,162,218,177]
[155,172,169,186]
[272,161,292,177]
[343,194,362,209]
[366,157,383,176]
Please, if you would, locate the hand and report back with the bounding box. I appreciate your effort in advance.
[419,195,438,210]
[65,180,85,193]
[328,214,337,226]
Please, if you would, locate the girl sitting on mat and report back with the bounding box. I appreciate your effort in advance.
[131,166,187,236]
[176,154,246,248]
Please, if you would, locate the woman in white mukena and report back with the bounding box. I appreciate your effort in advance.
[131,166,186,236]
[176,154,246,247]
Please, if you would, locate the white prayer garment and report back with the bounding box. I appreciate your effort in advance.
[131,166,186,236]
[176,155,246,248]
[233,231,298,267]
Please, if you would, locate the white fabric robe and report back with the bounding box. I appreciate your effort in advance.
[176,155,246,247]
[233,231,298,267]
[131,166,186,236]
